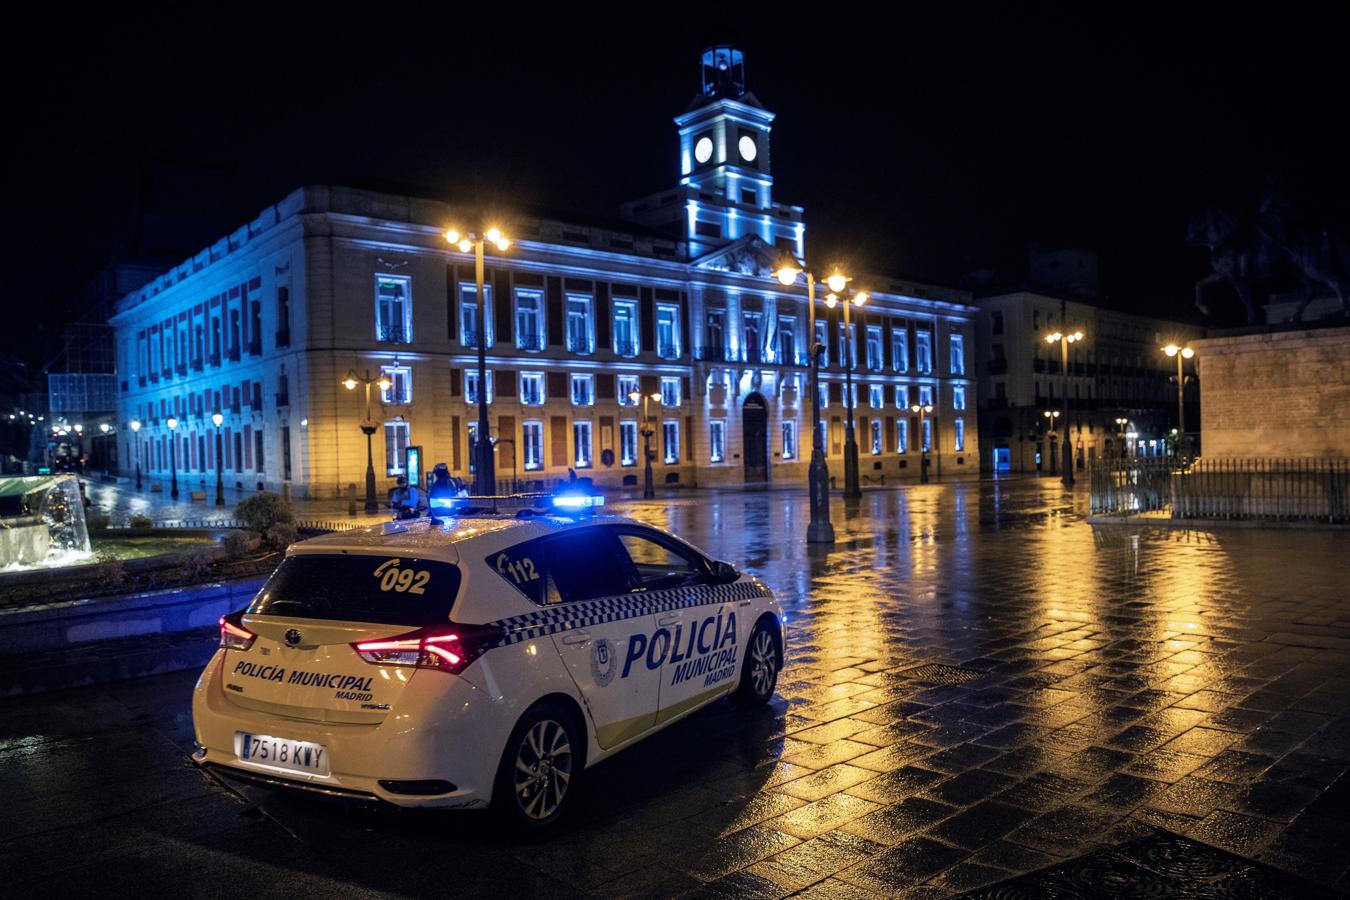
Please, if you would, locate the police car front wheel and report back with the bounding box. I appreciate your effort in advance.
[731,621,779,707]
[494,703,580,829]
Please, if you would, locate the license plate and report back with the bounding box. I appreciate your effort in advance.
[234,732,330,776]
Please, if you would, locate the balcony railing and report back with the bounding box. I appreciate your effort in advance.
[517,334,545,352]
[658,343,679,359]
[613,339,638,357]
[377,325,410,344]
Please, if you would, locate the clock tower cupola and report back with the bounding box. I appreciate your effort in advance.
[621,46,805,260]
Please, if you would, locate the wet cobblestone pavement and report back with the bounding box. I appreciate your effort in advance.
[4,478,1350,897]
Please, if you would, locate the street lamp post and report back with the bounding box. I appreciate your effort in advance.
[774,263,839,544]
[445,227,511,495]
[1044,328,1084,486]
[1162,344,1195,458]
[630,390,663,499]
[343,369,393,512]
[211,412,225,506]
[826,285,868,501]
[1114,417,1129,458]
[129,419,142,490]
[911,403,934,483]
[1043,410,1062,472]
[166,416,179,500]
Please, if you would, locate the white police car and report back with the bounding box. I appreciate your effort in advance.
[191,492,783,828]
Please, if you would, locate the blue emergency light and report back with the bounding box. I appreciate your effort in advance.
[551,493,604,510]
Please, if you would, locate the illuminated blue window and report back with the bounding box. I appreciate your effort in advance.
[519,372,544,406]
[384,419,409,475]
[618,375,639,406]
[778,317,797,364]
[522,421,543,471]
[896,385,909,409]
[612,299,638,357]
[896,418,908,453]
[892,328,908,372]
[916,330,933,373]
[950,334,965,375]
[375,275,411,344]
[570,374,595,406]
[381,365,411,405]
[838,323,855,368]
[620,420,638,466]
[743,312,762,363]
[465,369,493,405]
[710,420,725,462]
[656,304,680,359]
[573,421,593,468]
[815,321,829,367]
[782,421,797,460]
[953,386,967,411]
[869,385,884,409]
[870,419,882,455]
[866,326,883,370]
[918,385,933,407]
[459,283,492,348]
[922,418,932,452]
[660,376,681,407]
[955,417,966,451]
[514,289,544,351]
[566,294,594,354]
[662,420,680,464]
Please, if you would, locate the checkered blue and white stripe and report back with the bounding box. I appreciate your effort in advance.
[489,578,771,647]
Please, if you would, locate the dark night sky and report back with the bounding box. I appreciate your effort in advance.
[5,4,1348,363]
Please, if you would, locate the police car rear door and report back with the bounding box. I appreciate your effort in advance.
[528,527,663,750]
[612,528,741,725]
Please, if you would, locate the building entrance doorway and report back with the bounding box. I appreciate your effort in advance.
[743,393,768,482]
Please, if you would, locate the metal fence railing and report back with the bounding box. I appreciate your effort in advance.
[1089,457,1180,516]
[1173,458,1350,523]
[1090,457,1350,524]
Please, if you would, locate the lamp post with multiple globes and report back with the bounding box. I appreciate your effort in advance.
[911,403,935,483]
[826,283,868,501]
[1043,329,1084,486]
[445,227,511,495]
[342,369,392,512]
[773,263,843,544]
[629,390,663,499]
[1162,344,1195,457]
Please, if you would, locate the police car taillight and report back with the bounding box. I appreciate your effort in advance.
[219,611,256,651]
[352,625,501,674]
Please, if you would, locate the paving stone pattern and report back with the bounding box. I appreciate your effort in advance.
[2,479,1349,898]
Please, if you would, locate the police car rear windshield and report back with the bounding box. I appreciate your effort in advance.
[248,555,461,627]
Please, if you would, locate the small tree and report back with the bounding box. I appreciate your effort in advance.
[235,492,294,534]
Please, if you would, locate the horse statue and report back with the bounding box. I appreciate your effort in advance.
[1256,184,1350,321]
[1186,207,1276,323]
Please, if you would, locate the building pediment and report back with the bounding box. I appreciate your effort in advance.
[691,235,784,279]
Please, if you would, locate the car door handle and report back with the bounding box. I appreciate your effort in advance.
[560,630,591,646]
[657,614,679,627]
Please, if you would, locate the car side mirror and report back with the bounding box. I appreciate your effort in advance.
[711,561,739,584]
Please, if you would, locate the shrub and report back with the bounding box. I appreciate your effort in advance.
[235,492,293,534]
[129,513,153,529]
[221,530,254,558]
[86,512,111,534]
[265,522,298,550]
[93,550,125,586]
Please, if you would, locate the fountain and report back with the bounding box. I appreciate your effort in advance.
[0,475,92,570]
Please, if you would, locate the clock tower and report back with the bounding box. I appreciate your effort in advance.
[622,46,805,260]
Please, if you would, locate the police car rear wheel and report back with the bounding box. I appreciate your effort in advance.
[495,703,578,828]
[731,623,779,706]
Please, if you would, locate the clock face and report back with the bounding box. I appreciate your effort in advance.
[694,136,713,164]
[738,135,758,162]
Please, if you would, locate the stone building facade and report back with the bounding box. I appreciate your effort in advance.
[973,290,1203,473]
[1192,325,1350,458]
[109,48,978,499]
